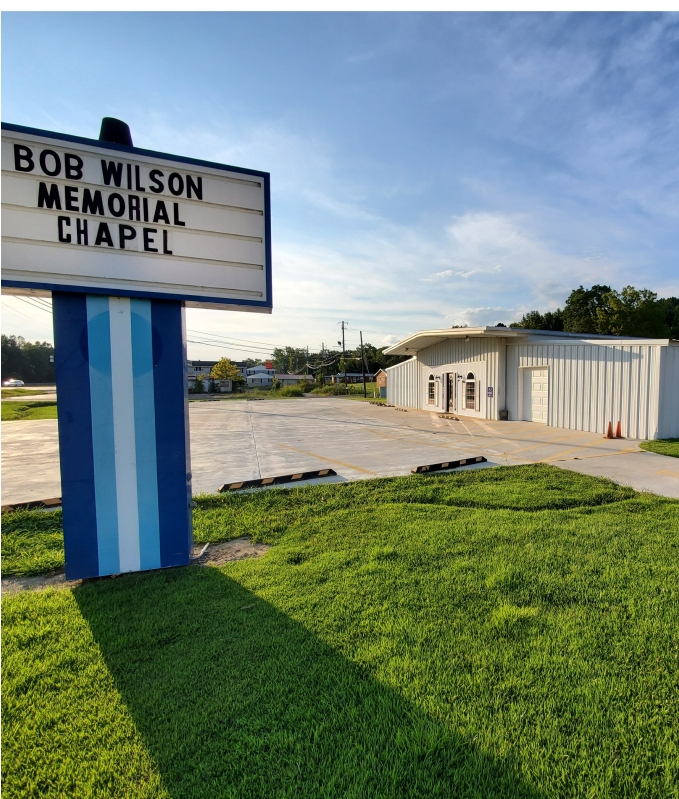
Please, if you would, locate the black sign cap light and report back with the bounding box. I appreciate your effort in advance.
[99,117,133,146]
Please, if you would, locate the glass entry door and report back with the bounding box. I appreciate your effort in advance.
[447,373,456,412]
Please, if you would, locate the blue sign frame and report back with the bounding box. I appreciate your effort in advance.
[1,122,272,311]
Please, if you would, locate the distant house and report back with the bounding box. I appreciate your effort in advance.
[187,359,245,392]
[246,364,275,386]
[375,369,387,398]
[275,373,313,386]
[328,372,376,384]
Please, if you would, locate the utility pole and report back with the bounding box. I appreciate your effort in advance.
[360,331,367,398]
[339,321,347,394]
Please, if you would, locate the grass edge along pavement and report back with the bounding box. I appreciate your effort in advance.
[1,388,51,398]
[1,401,58,421]
[640,438,679,458]
[2,464,640,578]
[2,465,679,798]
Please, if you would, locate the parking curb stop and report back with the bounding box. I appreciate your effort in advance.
[412,457,486,474]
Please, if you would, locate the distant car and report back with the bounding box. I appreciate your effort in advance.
[3,379,25,387]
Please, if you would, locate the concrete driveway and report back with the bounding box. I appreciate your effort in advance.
[2,397,678,505]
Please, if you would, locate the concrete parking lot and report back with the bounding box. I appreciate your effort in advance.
[2,396,679,504]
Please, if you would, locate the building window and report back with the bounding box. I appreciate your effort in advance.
[465,372,475,410]
[427,374,436,405]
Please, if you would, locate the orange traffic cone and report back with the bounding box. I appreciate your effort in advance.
[615,421,622,439]
[604,421,613,439]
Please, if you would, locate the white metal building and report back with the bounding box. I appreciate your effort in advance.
[384,327,679,440]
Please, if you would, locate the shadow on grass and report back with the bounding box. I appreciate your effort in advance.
[74,566,544,799]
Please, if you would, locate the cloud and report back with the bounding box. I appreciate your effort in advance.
[425,268,485,281]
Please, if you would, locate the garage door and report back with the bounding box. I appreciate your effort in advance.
[522,368,548,423]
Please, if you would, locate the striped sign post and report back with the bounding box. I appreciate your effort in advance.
[53,292,192,579]
[2,118,272,581]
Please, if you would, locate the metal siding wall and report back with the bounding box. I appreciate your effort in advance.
[506,342,662,438]
[417,337,500,418]
[497,338,507,415]
[386,339,501,416]
[657,346,679,438]
[386,357,421,408]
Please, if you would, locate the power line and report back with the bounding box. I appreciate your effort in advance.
[186,333,276,353]
[187,338,274,356]
[14,296,53,315]
[1,302,39,324]
[33,299,53,309]
[186,329,285,349]
[186,341,277,360]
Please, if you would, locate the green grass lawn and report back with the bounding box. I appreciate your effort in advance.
[640,438,679,458]
[3,465,679,797]
[1,388,51,398]
[1,401,58,421]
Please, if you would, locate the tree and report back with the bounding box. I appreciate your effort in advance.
[210,357,245,387]
[659,296,679,339]
[271,346,306,373]
[1,335,55,382]
[507,284,673,339]
[193,373,205,393]
[595,286,669,337]
[562,285,611,333]
[510,309,564,331]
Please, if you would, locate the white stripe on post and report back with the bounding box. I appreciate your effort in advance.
[108,296,141,573]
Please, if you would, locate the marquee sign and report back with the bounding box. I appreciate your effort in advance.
[1,123,272,311]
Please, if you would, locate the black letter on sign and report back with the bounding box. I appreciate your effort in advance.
[128,195,140,221]
[163,230,172,255]
[38,182,62,210]
[57,216,71,243]
[14,144,34,172]
[173,203,186,226]
[186,175,202,200]
[152,201,170,225]
[101,160,123,187]
[82,189,105,216]
[95,222,114,247]
[65,154,84,180]
[135,165,146,192]
[119,224,136,249]
[149,169,164,193]
[168,172,184,196]
[143,197,149,222]
[143,228,158,253]
[40,150,61,177]
[108,193,125,217]
[77,219,88,246]
[65,186,79,212]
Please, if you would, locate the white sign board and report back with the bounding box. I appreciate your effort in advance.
[1,124,271,312]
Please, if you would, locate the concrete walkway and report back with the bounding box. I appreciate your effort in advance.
[2,398,678,504]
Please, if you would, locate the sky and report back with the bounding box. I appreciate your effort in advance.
[2,11,679,360]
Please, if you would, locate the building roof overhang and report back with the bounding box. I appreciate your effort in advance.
[383,327,522,356]
[383,326,674,356]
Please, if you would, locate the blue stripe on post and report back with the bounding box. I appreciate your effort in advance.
[86,295,120,576]
[131,299,161,571]
[52,292,99,580]
[151,300,192,568]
